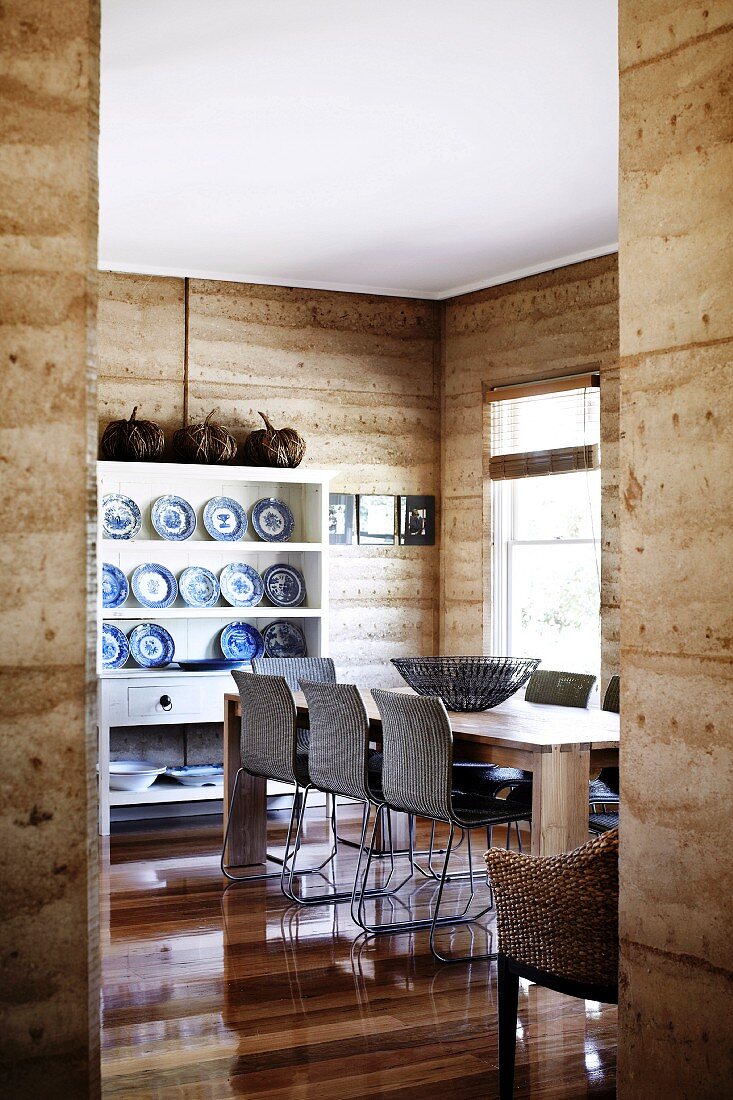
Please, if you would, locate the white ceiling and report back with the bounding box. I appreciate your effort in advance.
[99,1,618,300]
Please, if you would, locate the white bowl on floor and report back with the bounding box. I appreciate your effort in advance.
[107,760,166,791]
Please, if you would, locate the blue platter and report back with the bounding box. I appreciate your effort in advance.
[101,622,130,669]
[128,622,175,668]
[151,495,196,541]
[220,562,264,607]
[203,496,248,541]
[101,494,141,540]
[262,563,306,607]
[102,563,128,609]
[262,619,307,659]
[220,621,265,661]
[251,498,295,543]
[131,563,178,608]
[175,658,245,672]
[179,565,220,608]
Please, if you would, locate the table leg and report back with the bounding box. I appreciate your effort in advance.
[223,697,267,868]
[530,746,589,856]
[374,809,411,853]
[98,717,110,837]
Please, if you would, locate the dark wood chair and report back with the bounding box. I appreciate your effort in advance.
[485,828,619,1099]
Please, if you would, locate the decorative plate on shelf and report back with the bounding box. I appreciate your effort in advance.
[101,494,141,540]
[166,764,224,787]
[151,494,196,541]
[251,498,295,542]
[101,622,130,669]
[220,563,264,607]
[263,563,306,607]
[128,622,175,668]
[131,563,178,608]
[220,621,265,661]
[203,496,248,541]
[175,658,246,672]
[262,619,307,658]
[102,563,129,609]
[179,565,220,608]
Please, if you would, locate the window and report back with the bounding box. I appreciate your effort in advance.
[488,374,602,682]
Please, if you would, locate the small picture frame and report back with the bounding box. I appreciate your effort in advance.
[399,495,435,545]
[357,495,396,545]
[328,493,356,545]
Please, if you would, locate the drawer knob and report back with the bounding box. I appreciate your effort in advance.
[160,694,173,711]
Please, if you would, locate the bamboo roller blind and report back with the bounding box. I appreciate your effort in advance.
[486,372,600,481]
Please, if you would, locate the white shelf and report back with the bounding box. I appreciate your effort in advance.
[101,540,326,553]
[98,460,337,485]
[104,606,323,619]
[109,781,224,806]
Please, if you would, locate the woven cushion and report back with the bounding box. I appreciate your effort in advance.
[589,779,620,805]
[589,811,619,834]
[452,762,532,797]
[450,789,530,827]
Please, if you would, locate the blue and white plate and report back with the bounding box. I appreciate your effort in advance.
[131,563,178,608]
[101,494,141,540]
[251,498,295,542]
[203,496,248,541]
[179,566,220,608]
[263,619,307,658]
[263,563,306,607]
[102,563,128,609]
[166,765,224,787]
[101,622,130,669]
[220,563,264,607]
[220,621,265,661]
[176,658,245,672]
[128,622,175,668]
[151,495,196,541]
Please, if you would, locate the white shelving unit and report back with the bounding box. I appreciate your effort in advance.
[97,460,335,835]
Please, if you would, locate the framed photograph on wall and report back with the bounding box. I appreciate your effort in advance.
[398,495,435,545]
[329,493,356,545]
[357,495,396,545]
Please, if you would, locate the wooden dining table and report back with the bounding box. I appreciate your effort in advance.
[222,688,619,870]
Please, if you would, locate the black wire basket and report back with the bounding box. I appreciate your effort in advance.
[391,656,541,712]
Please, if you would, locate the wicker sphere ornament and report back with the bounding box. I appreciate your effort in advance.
[242,412,306,468]
[173,409,237,465]
[100,406,164,462]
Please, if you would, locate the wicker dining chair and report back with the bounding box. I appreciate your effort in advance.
[485,828,619,1099]
[357,689,529,962]
[282,679,398,907]
[524,669,597,708]
[589,675,620,810]
[454,669,597,850]
[251,656,336,693]
[222,670,336,884]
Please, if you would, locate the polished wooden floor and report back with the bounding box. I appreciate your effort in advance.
[101,808,617,1098]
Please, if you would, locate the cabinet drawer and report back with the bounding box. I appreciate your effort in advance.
[127,684,204,719]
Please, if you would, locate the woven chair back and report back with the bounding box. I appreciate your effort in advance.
[486,827,619,987]
[231,670,299,784]
[251,656,336,693]
[372,689,453,820]
[525,669,596,708]
[299,679,372,801]
[602,675,620,713]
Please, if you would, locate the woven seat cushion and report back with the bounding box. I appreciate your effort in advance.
[452,761,532,796]
[589,810,619,834]
[589,778,620,805]
[450,789,530,827]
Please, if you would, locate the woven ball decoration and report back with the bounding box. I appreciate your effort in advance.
[173,409,237,464]
[100,406,164,462]
[241,412,306,468]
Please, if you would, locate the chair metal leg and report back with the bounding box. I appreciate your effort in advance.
[429,826,496,963]
[221,769,336,884]
[498,954,519,1100]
